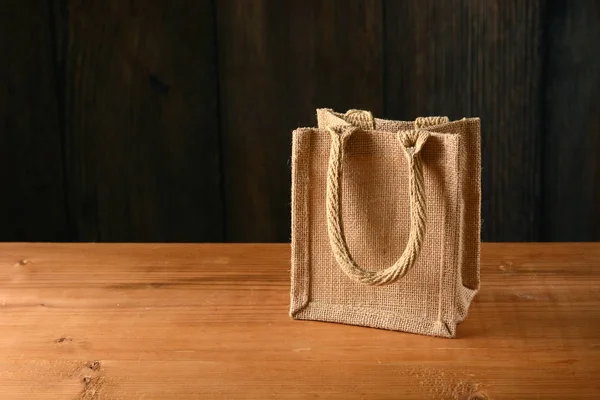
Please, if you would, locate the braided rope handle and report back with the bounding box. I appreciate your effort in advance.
[326,126,430,286]
[415,116,449,128]
[344,109,375,129]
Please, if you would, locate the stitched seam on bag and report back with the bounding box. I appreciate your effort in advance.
[450,133,461,324]
[473,120,482,291]
[303,130,312,311]
[290,130,312,316]
[435,140,447,323]
[289,132,302,315]
[434,134,460,328]
[308,301,430,315]
[296,302,453,338]
[300,302,438,322]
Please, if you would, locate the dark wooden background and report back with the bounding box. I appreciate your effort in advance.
[1,0,599,243]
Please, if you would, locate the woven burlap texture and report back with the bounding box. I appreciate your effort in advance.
[290,108,481,338]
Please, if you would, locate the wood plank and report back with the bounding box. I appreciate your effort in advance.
[216,0,383,242]
[384,0,544,241]
[0,1,69,241]
[541,0,600,241]
[1,243,599,399]
[65,0,223,241]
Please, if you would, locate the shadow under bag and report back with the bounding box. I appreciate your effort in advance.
[289,109,481,338]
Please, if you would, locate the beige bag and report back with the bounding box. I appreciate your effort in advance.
[289,108,481,338]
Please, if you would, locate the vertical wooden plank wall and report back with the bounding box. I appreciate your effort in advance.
[0,1,69,241]
[0,0,598,242]
[216,0,383,242]
[64,0,223,241]
[384,0,545,241]
[542,0,600,241]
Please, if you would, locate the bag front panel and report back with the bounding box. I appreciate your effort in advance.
[291,128,461,336]
[428,120,481,323]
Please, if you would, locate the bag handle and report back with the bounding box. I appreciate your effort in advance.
[326,125,430,286]
[415,116,449,128]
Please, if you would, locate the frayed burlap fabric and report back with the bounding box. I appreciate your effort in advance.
[289,108,481,338]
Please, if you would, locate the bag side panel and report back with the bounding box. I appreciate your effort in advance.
[456,119,482,322]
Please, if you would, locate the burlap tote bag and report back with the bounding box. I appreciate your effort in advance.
[289,108,481,338]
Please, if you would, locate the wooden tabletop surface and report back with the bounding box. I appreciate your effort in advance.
[1,243,599,399]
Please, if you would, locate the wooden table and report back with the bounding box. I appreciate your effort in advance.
[1,243,599,399]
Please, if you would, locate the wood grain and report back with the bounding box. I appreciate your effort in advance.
[0,1,69,241]
[65,0,223,241]
[216,0,383,242]
[384,0,544,241]
[541,0,600,241]
[1,243,599,399]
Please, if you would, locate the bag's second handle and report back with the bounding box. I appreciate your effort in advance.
[326,126,430,286]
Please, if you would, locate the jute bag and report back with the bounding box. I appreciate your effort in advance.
[289,108,481,338]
